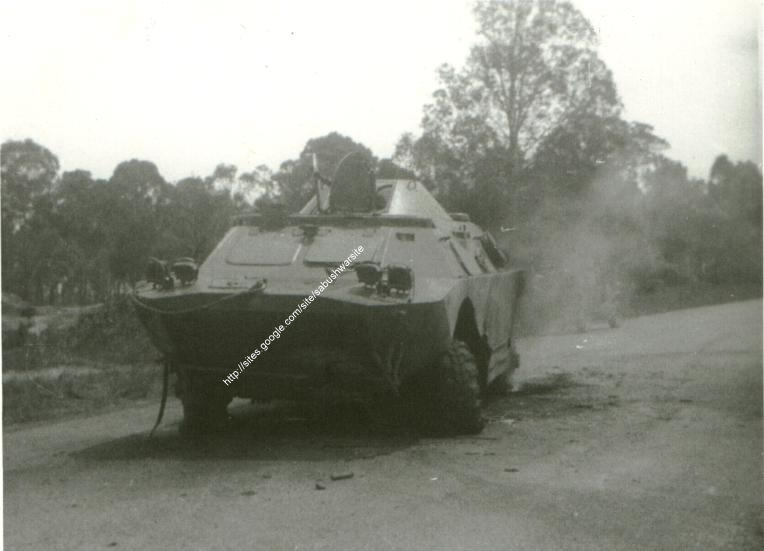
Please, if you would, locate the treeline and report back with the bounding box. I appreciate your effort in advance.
[0,134,413,305]
[2,0,761,307]
[2,144,258,304]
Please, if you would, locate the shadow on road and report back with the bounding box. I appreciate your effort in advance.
[72,400,418,463]
[72,372,598,463]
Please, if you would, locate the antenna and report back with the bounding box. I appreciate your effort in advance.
[311,154,334,214]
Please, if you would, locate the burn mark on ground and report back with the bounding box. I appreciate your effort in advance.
[484,371,622,421]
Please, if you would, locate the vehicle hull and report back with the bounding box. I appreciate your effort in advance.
[133,179,525,422]
[135,291,451,400]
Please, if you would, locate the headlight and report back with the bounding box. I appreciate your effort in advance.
[171,257,198,285]
[356,261,383,287]
[387,265,413,293]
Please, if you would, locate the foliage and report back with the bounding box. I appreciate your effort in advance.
[395,0,622,227]
[393,0,760,296]
[709,155,762,228]
[3,363,159,424]
[1,139,59,232]
[0,2,760,312]
[0,140,264,304]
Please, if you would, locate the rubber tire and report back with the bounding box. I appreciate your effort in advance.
[415,340,485,435]
[178,373,231,437]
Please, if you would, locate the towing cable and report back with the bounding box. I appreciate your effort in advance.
[149,358,170,437]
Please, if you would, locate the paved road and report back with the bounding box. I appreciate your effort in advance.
[4,300,762,550]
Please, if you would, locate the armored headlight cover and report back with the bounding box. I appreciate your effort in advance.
[387,264,413,293]
[355,261,382,287]
[171,257,198,285]
[146,257,173,290]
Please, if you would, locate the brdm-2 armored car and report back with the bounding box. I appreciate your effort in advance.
[133,153,524,435]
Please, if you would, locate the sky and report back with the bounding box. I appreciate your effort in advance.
[1,0,760,182]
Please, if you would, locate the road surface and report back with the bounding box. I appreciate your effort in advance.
[4,300,762,550]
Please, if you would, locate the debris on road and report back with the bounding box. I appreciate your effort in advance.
[330,472,354,481]
[315,482,326,490]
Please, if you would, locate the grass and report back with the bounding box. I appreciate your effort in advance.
[2,363,161,425]
[3,297,162,425]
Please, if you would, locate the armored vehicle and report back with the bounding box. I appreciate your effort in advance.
[133,153,524,435]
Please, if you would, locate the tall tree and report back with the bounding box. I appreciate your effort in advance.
[1,139,61,296]
[709,155,762,227]
[1,139,60,231]
[53,170,112,302]
[109,159,169,204]
[105,160,169,286]
[396,0,622,226]
[240,164,278,206]
[376,158,416,180]
[158,176,238,261]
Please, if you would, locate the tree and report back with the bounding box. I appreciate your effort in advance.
[396,0,622,226]
[1,139,60,230]
[376,158,416,180]
[109,159,169,204]
[105,160,170,286]
[709,155,762,227]
[159,176,238,261]
[449,0,619,168]
[1,139,61,297]
[53,170,113,302]
[240,164,278,206]
[698,156,763,283]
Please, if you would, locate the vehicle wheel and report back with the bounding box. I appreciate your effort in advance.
[414,340,485,435]
[178,372,231,436]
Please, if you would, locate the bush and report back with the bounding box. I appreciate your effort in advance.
[64,295,157,365]
[2,364,160,424]
[1,294,157,370]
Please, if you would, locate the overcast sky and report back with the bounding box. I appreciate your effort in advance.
[1,0,760,182]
